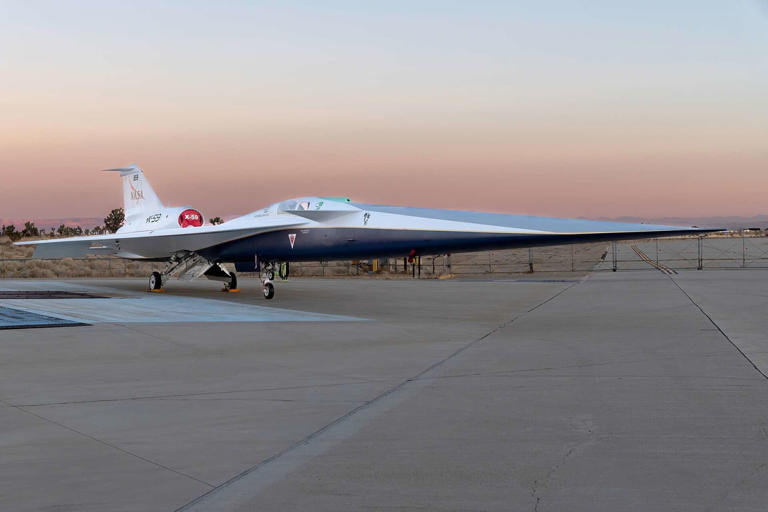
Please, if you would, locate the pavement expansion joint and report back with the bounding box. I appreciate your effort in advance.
[0,396,215,489]
[174,279,582,511]
[530,439,594,512]
[16,380,382,408]
[668,275,768,381]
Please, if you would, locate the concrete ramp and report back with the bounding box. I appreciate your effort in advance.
[0,295,363,324]
[0,306,88,329]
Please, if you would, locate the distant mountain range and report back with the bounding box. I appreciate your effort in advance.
[594,215,768,230]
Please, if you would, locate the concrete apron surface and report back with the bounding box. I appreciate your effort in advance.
[0,272,766,511]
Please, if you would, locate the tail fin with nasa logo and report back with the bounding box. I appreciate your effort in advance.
[102,164,164,220]
[102,165,205,233]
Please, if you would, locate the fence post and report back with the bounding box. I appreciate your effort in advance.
[655,239,659,265]
[742,231,746,268]
[528,247,534,273]
[612,242,618,272]
[571,244,575,272]
[697,236,703,270]
[488,251,492,273]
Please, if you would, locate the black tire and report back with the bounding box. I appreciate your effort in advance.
[263,282,275,299]
[229,273,237,290]
[149,271,162,290]
[266,270,275,281]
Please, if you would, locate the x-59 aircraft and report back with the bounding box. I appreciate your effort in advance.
[18,165,718,299]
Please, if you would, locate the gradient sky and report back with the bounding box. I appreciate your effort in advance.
[1,1,767,221]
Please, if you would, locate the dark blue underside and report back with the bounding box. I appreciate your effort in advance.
[202,227,713,264]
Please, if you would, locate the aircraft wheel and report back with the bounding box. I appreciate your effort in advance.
[263,282,275,300]
[229,272,237,290]
[266,270,275,281]
[149,271,162,290]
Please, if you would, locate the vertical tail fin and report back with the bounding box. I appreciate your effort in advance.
[102,165,163,219]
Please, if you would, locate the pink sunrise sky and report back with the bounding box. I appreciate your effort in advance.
[1,1,767,221]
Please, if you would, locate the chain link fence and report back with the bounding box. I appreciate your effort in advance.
[593,234,768,273]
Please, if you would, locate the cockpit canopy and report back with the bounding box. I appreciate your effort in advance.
[274,197,355,213]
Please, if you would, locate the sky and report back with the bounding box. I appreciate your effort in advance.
[1,0,767,221]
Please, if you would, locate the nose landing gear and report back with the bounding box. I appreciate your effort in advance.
[260,261,278,300]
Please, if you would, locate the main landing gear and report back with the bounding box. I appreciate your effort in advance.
[227,272,238,291]
[149,271,162,291]
[146,252,278,299]
[147,267,238,292]
[147,252,239,293]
